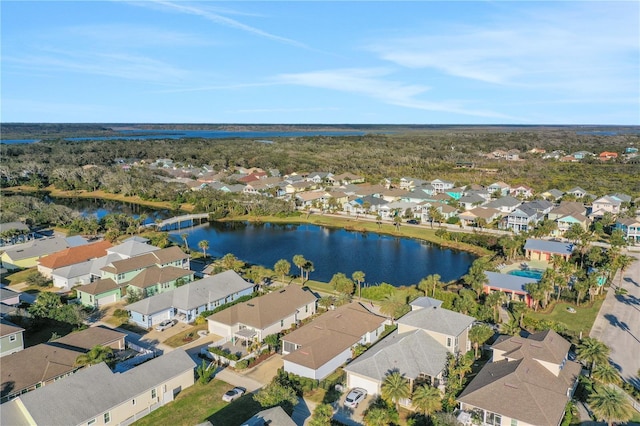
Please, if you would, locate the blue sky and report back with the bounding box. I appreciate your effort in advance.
[2,1,639,124]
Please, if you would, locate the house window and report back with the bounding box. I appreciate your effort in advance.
[117,273,125,281]
[485,411,502,425]
[447,337,452,347]
[132,399,136,406]
[280,319,284,327]
[9,335,16,342]
[305,305,308,313]
[104,412,111,424]
[87,419,96,426]
[151,389,157,399]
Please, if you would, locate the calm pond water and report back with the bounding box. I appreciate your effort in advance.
[171,222,475,287]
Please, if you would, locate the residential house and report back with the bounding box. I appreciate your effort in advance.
[1,349,196,426]
[547,202,587,221]
[510,185,534,199]
[285,181,312,194]
[555,213,590,237]
[0,288,21,319]
[76,278,127,308]
[207,284,317,346]
[599,151,618,161]
[543,150,565,160]
[344,297,474,401]
[591,195,623,216]
[458,194,486,211]
[484,196,521,214]
[0,320,24,357]
[525,199,554,216]
[379,201,419,220]
[1,326,126,403]
[572,151,595,160]
[431,179,455,194]
[306,172,334,185]
[282,302,387,380]
[457,330,581,426]
[400,177,428,191]
[615,217,640,244]
[127,270,255,328]
[0,236,82,271]
[37,240,112,281]
[483,272,538,307]
[541,188,565,201]
[333,172,365,185]
[100,246,190,285]
[379,187,409,203]
[126,266,194,298]
[524,239,575,262]
[105,238,159,259]
[566,187,588,199]
[242,406,296,426]
[502,205,540,233]
[420,202,458,224]
[458,207,502,227]
[487,182,511,197]
[0,222,33,246]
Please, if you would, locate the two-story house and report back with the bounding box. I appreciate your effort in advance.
[615,217,640,244]
[0,320,24,358]
[344,297,474,402]
[458,330,581,426]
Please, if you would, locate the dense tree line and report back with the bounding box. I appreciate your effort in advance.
[2,128,639,197]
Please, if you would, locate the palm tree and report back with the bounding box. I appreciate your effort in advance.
[352,270,365,299]
[588,386,634,426]
[303,260,314,282]
[363,407,393,426]
[592,363,621,385]
[500,319,521,336]
[418,274,442,297]
[180,233,189,251]
[380,292,408,321]
[309,403,333,426]
[274,259,291,284]
[381,371,410,412]
[411,384,442,416]
[293,254,306,284]
[468,324,494,359]
[198,239,209,258]
[455,353,473,382]
[615,254,636,288]
[485,291,505,323]
[75,345,113,367]
[576,337,610,374]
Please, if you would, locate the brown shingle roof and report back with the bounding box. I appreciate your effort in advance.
[0,320,24,337]
[492,329,570,365]
[51,326,126,352]
[207,285,317,330]
[101,246,188,274]
[127,265,193,289]
[37,240,112,269]
[77,278,123,296]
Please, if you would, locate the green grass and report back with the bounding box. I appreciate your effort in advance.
[2,267,38,287]
[132,379,262,426]
[163,324,207,348]
[526,298,604,338]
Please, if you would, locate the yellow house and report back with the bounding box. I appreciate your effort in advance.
[1,237,71,271]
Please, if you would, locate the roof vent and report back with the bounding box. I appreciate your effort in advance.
[504,382,518,389]
[247,303,255,307]
[279,289,286,293]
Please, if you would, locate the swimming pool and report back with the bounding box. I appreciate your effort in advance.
[508,269,545,280]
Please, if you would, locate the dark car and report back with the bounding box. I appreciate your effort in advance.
[406,219,419,225]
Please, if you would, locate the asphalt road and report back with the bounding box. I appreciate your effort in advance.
[590,251,640,387]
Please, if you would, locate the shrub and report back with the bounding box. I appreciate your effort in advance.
[113,309,129,319]
[235,359,249,370]
[208,346,240,361]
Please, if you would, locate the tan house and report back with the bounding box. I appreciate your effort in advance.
[458,207,502,227]
[0,349,195,426]
[282,302,387,380]
[344,297,474,401]
[458,330,581,426]
[207,284,317,345]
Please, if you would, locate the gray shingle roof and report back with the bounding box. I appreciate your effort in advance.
[2,236,69,261]
[523,238,575,256]
[344,329,449,379]
[485,271,538,292]
[398,304,474,337]
[242,406,296,426]
[6,349,195,426]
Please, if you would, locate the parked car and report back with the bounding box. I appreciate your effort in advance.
[344,387,367,408]
[155,319,175,332]
[222,387,246,402]
[406,219,419,225]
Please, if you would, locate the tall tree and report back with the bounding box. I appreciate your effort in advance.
[419,274,442,297]
[411,384,442,417]
[381,371,410,412]
[330,272,354,295]
[352,270,365,299]
[380,292,409,321]
[588,386,634,426]
[293,254,307,284]
[615,254,636,288]
[592,363,621,386]
[576,337,611,374]
[198,239,209,258]
[500,319,521,336]
[468,324,494,359]
[274,259,291,283]
[309,403,333,426]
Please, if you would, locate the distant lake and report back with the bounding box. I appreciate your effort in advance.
[2,129,371,144]
[171,222,476,287]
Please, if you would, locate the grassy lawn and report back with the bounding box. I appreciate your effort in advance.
[132,379,262,426]
[2,267,38,287]
[526,298,604,338]
[163,323,208,348]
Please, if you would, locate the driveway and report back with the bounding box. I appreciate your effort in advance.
[242,353,283,385]
[590,251,640,386]
[330,392,370,426]
[213,367,263,393]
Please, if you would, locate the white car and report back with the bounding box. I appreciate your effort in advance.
[222,387,246,402]
[155,319,175,332]
[344,388,367,408]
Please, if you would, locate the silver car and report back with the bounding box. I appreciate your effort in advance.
[344,387,367,408]
[222,387,246,402]
[155,319,175,332]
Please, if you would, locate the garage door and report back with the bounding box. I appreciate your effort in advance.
[208,322,230,339]
[151,311,171,325]
[97,294,116,306]
[347,373,379,396]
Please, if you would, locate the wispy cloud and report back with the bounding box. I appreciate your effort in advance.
[64,24,214,48]
[272,68,515,119]
[365,2,639,95]
[5,49,188,84]
[131,0,309,48]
